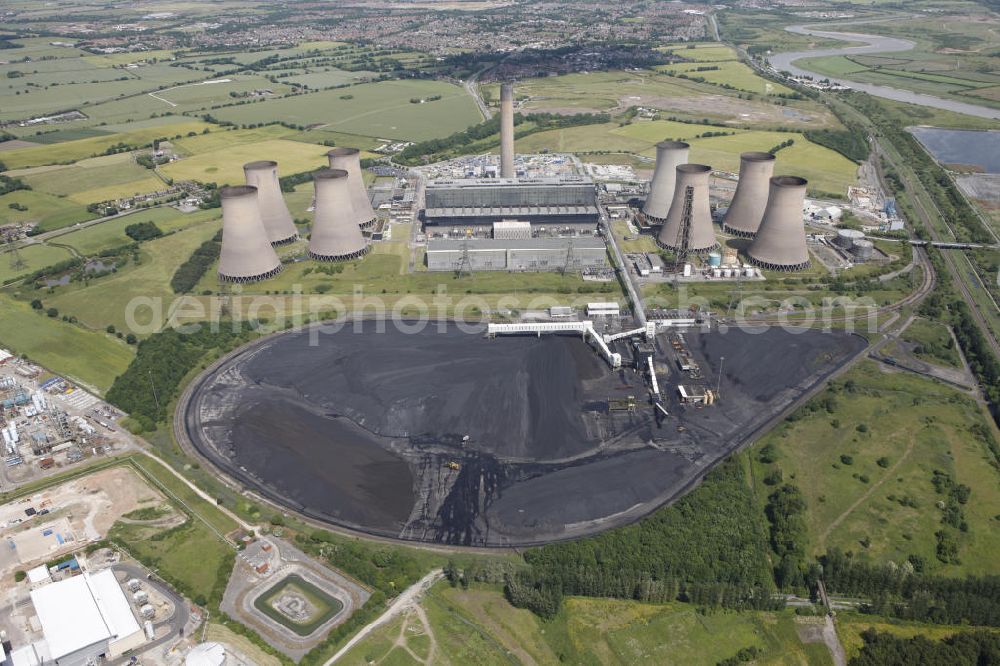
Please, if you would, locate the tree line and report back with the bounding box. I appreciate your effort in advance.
[505,459,778,618]
[170,230,222,294]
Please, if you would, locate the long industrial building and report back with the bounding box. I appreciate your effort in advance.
[422,177,599,234]
[426,237,607,272]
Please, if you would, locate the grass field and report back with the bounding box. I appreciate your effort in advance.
[836,613,1000,660]
[210,80,482,141]
[160,138,332,185]
[0,294,133,393]
[750,361,1000,576]
[0,190,96,232]
[518,122,859,196]
[58,207,219,255]
[899,317,962,368]
[0,243,73,283]
[340,584,833,665]
[16,153,169,205]
[42,217,222,334]
[659,61,795,96]
[0,121,213,169]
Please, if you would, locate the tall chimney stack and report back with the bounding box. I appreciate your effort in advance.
[499,82,515,179]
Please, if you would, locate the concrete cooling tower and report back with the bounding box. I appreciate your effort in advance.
[747,176,810,271]
[326,148,377,229]
[309,169,369,261]
[243,161,298,245]
[642,141,689,222]
[217,186,283,283]
[500,82,515,179]
[656,164,718,253]
[722,152,776,238]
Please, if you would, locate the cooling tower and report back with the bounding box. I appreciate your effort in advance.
[722,152,776,238]
[243,160,298,245]
[217,186,283,283]
[326,148,377,229]
[309,169,369,261]
[656,164,718,253]
[747,176,810,271]
[642,141,689,222]
[500,82,515,179]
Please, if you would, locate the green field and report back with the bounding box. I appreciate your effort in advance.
[42,216,222,334]
[341,585,833,665]
[899,316,963,368]
[210,80,483,141]
[253,574,343,636]
[0,190,96,232]
[15,153,169,205]
[750,361,1000,576]
[0,243,73,283]
[0,294,134,393]
[659,61,795,96]
[160,138,332,185]
[58,207,219,255]
[1,121,213,169]
[517,122,859,196]
[837,614,1000,660]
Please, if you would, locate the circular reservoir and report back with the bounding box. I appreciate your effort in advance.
[180,320,865,546]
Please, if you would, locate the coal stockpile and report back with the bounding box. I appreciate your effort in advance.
[180,321,865,546]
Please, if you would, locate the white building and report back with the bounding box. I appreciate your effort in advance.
[17,570,144,666]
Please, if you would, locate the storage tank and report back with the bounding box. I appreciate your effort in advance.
[499,83,515,179]
[642,141,689,222]
[133,590,149,605]
[707,252,723,267]
[217,186,283,283]
[656,164,718,253]
[747,176,811,271]
[309,169,369,261]
[140,604,155,619]
[745,267,755,278]
[243,161,298,245]
[682,263,692,277]
[834,228,864,249]
[713,268,722,278]
[127,579,142,592]
[722,152,776,238]
[327,148,377,229]
[851,239,874,262]
[723,268,731,278]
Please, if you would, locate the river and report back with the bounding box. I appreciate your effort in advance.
[767,24,1000,121]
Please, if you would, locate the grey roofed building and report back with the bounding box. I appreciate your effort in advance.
[423,177,599,229]
[426,237,607,272]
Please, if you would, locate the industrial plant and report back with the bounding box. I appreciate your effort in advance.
[420,82,607,274]
[217,185,284,284]
[243,160,299,246]
[656,163,718,254]
[327,148,379,230]
[721,152,776,238]
[309,169,370,262]
[747,176,811,271]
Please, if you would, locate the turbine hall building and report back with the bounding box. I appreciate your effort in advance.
[425,237,607,272]
[422,177,600,236]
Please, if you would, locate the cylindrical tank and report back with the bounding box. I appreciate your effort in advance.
[133,590,149,604]
[499,83,515,179]
[309,169,369,261]
[642,141,690,222]
[722,152,776,238]
[682,263,692,277]
[713,268,722,278]
[243,161,298,245]
[327,148,377,229]
[834,228,864,249]
[723,268,732,278]
[745,267,755,277]
[707,252,723,267]
[217,186,283,283]
[656,163,718,253]
[748,176,811,271]
[851,239,874,262]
